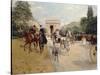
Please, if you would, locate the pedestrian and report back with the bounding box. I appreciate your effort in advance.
[52,42,61,62]
[82,35,86,46]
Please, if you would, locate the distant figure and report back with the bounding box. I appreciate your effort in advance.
[82,35,87,45]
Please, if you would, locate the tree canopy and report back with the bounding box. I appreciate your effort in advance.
[12,1,33,37]
[80,17,87,32]
[12,1,33,30]
[80,6,97,34]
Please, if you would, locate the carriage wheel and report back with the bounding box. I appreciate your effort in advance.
[89,45,97,63]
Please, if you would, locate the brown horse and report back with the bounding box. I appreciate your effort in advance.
[33,32,39,48]
[23,31,39,53]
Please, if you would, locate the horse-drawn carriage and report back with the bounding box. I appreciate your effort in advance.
[88,34,97,63]
[79,33,97,63]
[67,32,97,63]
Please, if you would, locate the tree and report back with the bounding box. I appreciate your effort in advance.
[80,17,87,32]
[86,6,97,34]
[87,6,93,20]
[80,6,97,35]
[72,26,81,33]
[86,16,97,34]
[12,1,33,31]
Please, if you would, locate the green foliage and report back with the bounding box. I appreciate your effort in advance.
[86,6,97,34]
[87,6,93,20]
[80,17,87,32]
[86,16,97,34]
[12,1,33,37]
[12,1,33,30]
[80,6,97,34]
[72,26,81,33]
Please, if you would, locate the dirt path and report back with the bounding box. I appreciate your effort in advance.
[12,39,54,74]
[47,37,97,72]
[12,38,96,74]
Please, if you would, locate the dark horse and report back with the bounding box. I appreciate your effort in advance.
[39,31,47,53]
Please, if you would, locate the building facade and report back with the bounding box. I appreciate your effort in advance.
[45,19,60,36]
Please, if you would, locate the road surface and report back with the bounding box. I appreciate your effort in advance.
[47,37,97,72]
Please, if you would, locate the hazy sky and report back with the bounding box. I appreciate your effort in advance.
[12,0,97,25]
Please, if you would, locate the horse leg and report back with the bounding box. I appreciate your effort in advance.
[57,55,59,62]
[42,45,44,53]
[29,43,32,53]
[40,44,44,54]
[34,42,38,52]
[40,45,43,53]
[35,41,38,51]
[66,46,70,55]
[33,42,35,48]
[62,40,65,48]
[36,41,39,48]
[60,41,62,48]
[24,42,28,51]
[54,54,56,61]
[35,41,38,48]
[39,43,41,53]
[63,41,66,48]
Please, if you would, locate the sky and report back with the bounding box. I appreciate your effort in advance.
[12,0,97,26]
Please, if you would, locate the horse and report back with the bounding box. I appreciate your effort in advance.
[52,43,60,62]
[52,31,68,50]
[23,31,39,53]
[66,31,75,44]
[23,31,33,53]
[33,32,39,48]
[86,34,97,45]
[38,32,47,53]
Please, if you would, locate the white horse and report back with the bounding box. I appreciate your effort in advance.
[52,43,60,62]
[66,30,74,44]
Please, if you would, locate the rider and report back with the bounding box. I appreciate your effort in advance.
[29,25,36,38]
[40,25,45,34]
[39,25,47,44]
[29,25,36,34]
[55,29,61,43]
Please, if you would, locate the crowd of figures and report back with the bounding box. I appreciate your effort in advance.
[50,29,74,62]
[21,24,97,63]
[49,29,97,62]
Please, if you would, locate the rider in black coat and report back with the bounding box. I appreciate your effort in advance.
[39,25,47,44]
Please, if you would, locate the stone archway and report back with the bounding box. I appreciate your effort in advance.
[50,25,54,35]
